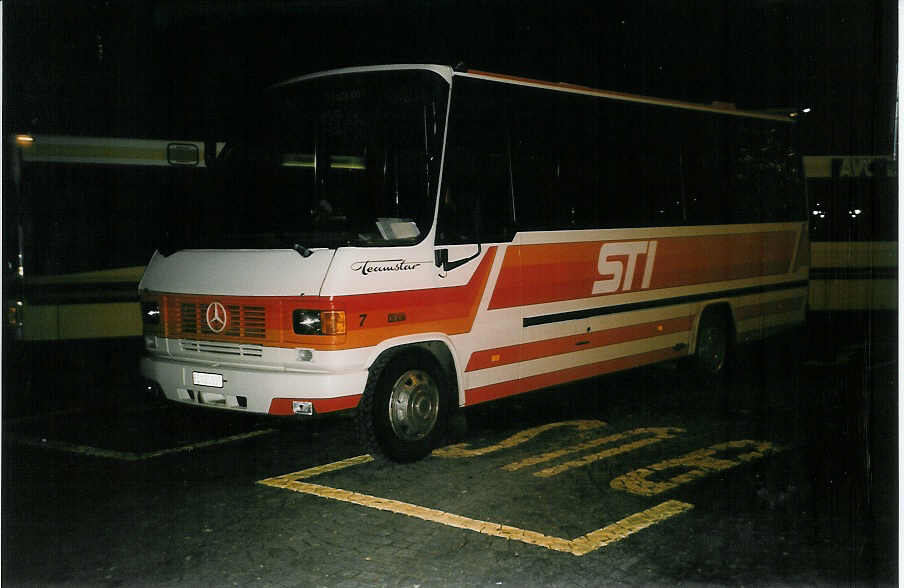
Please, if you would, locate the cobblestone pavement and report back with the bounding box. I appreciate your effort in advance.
[2,339,897,586]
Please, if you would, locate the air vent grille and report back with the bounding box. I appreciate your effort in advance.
[180,340,264,358]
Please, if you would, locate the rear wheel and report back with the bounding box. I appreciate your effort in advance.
[693,309,731,385]
[358,351,448,463]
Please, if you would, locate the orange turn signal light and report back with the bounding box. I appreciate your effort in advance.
[321,311,346,335]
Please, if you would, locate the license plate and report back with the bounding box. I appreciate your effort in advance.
[192,371,224,388]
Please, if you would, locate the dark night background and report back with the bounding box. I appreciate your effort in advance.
[3,0,898,157]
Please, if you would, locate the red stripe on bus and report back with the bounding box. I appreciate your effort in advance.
[464,347,684,406]
[268,394,362,415]
[465,315,692,372]
[488,231,798,310]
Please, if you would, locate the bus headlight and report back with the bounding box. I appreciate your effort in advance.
[292,309,346,335]
[142,301,161,325]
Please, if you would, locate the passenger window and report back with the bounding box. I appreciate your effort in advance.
[510,86,560,230]
[557,93,601,228]
[683,113,731,225]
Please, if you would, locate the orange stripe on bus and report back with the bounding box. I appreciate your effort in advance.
[269,394,362,415]
[338,247,496,349]
[153,247,497,351]
[488,232,798,310]
[464,347,684,406]
[465,316,692,372]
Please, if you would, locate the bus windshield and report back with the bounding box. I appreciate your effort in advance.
[181,69,448,252]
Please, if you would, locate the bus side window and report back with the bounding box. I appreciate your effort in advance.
[683,113,730,225]
[437,78,514,245]
[510,85,560,231]
[757,123,803,222]
[726,119,797,224]
[557,93,601,228]
[637,105,684,226]
[730,119,767,223]
[587,101,679,229]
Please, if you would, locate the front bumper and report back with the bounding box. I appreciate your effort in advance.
[140,354,368,415]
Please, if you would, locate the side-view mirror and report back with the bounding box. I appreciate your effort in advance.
[434,248,448,268]
[167,143,200,167]
[435,244,482,273]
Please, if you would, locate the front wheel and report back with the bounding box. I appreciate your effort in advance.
[358,351,449,463]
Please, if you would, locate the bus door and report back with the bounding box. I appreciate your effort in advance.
[435,75,519,400]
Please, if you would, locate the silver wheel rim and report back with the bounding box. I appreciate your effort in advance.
[698,325,727,374]
[388,369,439,441]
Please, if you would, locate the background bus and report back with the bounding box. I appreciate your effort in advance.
[803,154,897,358]
[3,134,218,415]
[5,134,218,341]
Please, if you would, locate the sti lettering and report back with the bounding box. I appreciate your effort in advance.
[592,241,658,294]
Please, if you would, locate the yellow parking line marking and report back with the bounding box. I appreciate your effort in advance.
[504,427,685,476]
[258,455,694,556]
[265,454,375,482]
[432,419,607,458]
[6,429,276,461]
[611,440,781,496]
[570,499,694,555]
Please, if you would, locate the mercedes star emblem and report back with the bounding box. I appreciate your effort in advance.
[205,301,229,333]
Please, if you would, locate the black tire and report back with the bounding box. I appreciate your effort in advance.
[693,309,731,387]
[357,350,449,463]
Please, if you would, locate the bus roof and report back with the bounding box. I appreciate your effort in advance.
[272,64,794,123]
[460,69,795,122]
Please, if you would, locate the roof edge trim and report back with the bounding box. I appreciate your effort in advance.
[271,64,453,89]
[457,69,794,122]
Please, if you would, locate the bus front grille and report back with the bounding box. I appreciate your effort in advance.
[170,299,268,340]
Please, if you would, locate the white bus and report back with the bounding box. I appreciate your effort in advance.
[803,154,896,358]
[804,155,896,312]
[139,65,808,462]
[5,134,216,341]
